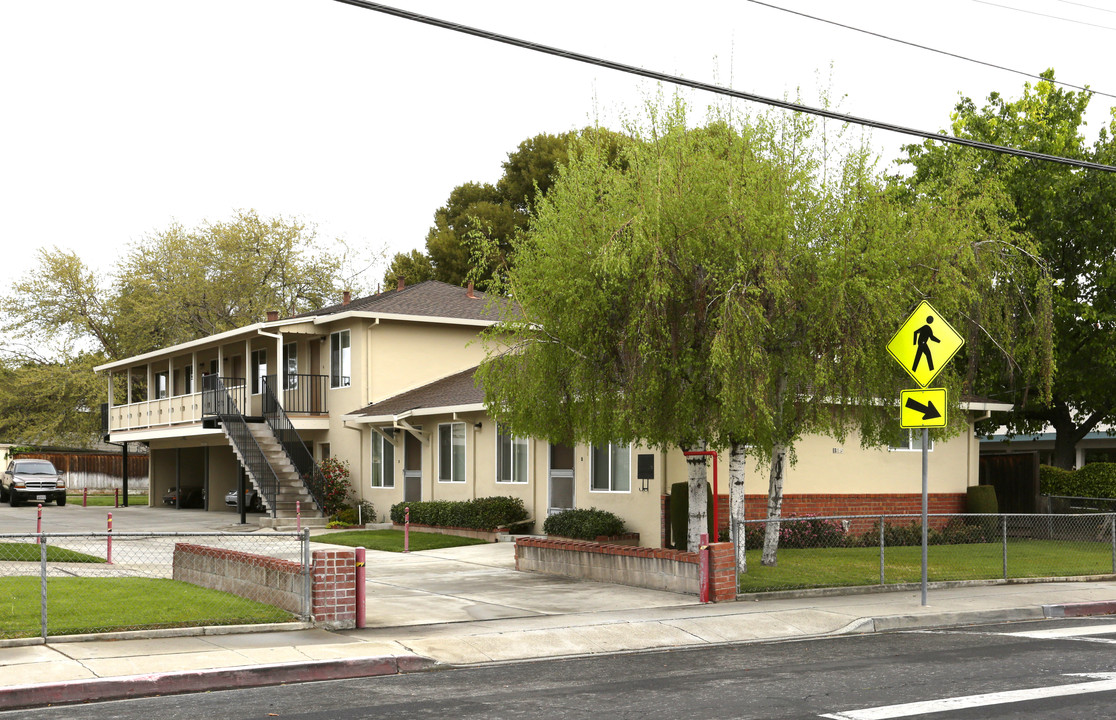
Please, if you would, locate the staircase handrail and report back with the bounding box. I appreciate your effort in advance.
[262,376,327,514]
[203,375,280,517]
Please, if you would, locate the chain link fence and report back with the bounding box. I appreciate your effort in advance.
[0,531,310,640]
[734,513,1116,593]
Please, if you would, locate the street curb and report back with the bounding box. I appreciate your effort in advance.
[872,607,1046,631]
[1043,601,1116,618]
[0,654,437,711]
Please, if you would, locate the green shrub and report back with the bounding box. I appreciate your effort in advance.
[1041,463,1116,499]
[543,508,626,540]
[966,485,999,514]
[389,496,527,531]
[333,500,375,526]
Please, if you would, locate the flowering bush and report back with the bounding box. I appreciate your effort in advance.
[318,457,354,517]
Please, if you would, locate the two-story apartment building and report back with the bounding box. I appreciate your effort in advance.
[97,280,1010,543]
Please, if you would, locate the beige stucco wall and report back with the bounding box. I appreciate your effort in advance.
[365,322,489,405]
[659,426,979,498]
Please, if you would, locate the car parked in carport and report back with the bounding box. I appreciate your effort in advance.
[1,459,67,506]
[225,487,262,512]
[162,486,206,508]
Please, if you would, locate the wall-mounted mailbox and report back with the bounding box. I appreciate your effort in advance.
[637,453,654,492]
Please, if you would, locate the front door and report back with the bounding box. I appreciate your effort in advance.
[548,443,575,515]
[404,428,423,503]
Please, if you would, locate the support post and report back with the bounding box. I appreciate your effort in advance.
[404,506,410,553]
[355,547,366,629]
[106,512,113,565]
[920,428,929,607]
[699,532,710,603]
[36,504,42,544]
[121,442,129,508]
[1002,514,1008,579]
[879,515,885,586]
[40,538,48,640]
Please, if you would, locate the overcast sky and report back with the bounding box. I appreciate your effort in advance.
[2,0,1113,306]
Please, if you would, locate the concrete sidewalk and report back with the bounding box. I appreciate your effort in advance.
[2,542,1115,710]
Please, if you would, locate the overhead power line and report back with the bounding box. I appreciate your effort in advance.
[332,0,1116,173]
[972,0,1116,31]
[746,0,1115,101]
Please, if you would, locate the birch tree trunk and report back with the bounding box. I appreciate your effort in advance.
[761,443,786,566]
[685,442,709,553]
[729,441,747,573]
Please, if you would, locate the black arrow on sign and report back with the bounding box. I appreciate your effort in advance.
[905,397,942,421]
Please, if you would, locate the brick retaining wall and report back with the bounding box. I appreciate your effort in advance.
[172,544,359,628]
[515,537,736,602]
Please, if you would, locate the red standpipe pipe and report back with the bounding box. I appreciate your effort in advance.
[682,450,720,539]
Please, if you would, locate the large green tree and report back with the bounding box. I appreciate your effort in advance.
[0,209,358,445]
[384,130,624,291]
[479,97,1052,563]
[897,71,1116,468]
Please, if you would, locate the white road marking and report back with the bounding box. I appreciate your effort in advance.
[818,673,1116,720]
[1002,622,1116,639]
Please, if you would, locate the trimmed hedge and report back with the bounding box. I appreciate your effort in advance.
[543,508,626,541]
[966,485,998,514]
[1040,463,1116,499]
[389,496,527,531]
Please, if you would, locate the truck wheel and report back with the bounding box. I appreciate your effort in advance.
[57,494,67,507]
[9,492,19,507]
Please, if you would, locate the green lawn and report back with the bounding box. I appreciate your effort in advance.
[739,540,1116,593]
[66,494,148,507]
[313,529,488,552]
[0,577,294,639]
[0,543,104,563]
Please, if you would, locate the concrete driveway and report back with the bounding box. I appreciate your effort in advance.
[358,542,699,629]
[0,501,263,534]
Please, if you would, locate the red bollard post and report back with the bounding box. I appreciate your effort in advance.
[83,488,88,507]
[114,488,119,508]
[404,506,410,553]
[36,504,42,544]
[106,512,114,565]
[355,547,366,629]
[296,501,301,532]
[699,532,710,604]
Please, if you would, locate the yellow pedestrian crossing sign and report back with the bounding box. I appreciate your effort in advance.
[900,388,948,428]
[887,301,964,387]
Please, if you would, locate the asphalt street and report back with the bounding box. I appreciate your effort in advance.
[8,617,1116,720]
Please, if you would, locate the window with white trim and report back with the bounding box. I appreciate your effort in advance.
[889,431,934,452]
[438,422,466,482]
[250,349,267,395]
[330,330,350,388]
[591,443,630,492]
[496,425,529,484]
[371,429,395,488]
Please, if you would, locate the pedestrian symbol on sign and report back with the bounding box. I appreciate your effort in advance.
[912,316,940,373]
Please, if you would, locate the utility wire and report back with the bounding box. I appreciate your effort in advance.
[747,0,1115,101]
[332,0,1116,173]
[1059,0,1116,15]
[972,0,1116,31]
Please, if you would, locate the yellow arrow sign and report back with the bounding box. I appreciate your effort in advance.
[887,301,964,387]
[900,388,948,428]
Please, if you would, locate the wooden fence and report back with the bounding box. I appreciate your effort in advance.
[16,452,149,492]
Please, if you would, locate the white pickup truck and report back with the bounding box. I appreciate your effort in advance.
[1,459,67,507]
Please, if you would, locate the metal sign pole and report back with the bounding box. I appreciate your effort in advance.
[921,427,929,606]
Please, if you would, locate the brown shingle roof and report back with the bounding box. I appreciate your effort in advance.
[348,366,484,419]
[291,281,508,322]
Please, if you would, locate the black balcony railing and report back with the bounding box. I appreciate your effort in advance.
[262,377,326,514]
[270,374,328,415]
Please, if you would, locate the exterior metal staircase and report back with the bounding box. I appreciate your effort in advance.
[202,375,328,529]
